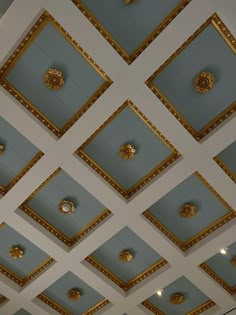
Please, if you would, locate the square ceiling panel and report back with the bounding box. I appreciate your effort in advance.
[85,226,167,291]
[0,223,53,286]
[142,276,215,315]
[38,271,109,315]
[20,168,111,247]
[13,309,31,315]
[214,140,236,183]
[146,14,236,141]
[0,11,112,137]
[200,241,236,295]
[0,294,8,307]
[143,172,235,251]
[77,100,180,199]
[0,117,42,195]
[72,0,191,64]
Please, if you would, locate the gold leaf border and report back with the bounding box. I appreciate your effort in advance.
[214,156,236,184]
[146,14,236,141]
[0,11,112,138]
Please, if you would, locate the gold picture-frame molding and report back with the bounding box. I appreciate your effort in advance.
[143,172,235,252]
[214,156,236,184]
[77,99,180,199]
[0,223,54,287]
[146,13,236,142]
[200,263,236,295]
[38,293,109,315]
[142,299,216,315]
[72,0,192,64]
[0,152,43,196]
[86,255,167,291]
[0,11,112,138]
[20,168,111,247]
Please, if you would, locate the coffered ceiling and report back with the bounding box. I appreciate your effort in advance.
[0,0,235,315]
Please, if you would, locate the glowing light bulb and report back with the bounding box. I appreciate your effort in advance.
[157,290,163,296]
[220,248,227,255]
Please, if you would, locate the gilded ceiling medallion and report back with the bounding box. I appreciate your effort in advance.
[67,288,81,301]
[44,68,64,90]
[179,203,197,219]
[119,144,136,160]
[124,0,136,4]
[231,256,236,266]
[0,144,4,155]
[58,200,76,215]
[119,250,134,263]
[170,293,185,304]
[9,246,24,259]
[194,71,215,93]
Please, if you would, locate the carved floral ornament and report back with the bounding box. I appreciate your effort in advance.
[194,71,216,93]
[170,293,185,304]
[9,246,24,259]
[58,200,76,215]
[0,144,4,155]
[44,68,64,90]
[119,250,134,262]
[119,144,136,160]
[124,0,136,4]
[231,256,236,266]
[179,203,197,218]
[67,288,81,301]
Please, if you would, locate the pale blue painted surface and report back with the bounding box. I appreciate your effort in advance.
[205,241,236,287]
[148,174,229,242]
[6,22,105,129]
[217,141,236,176]
[148,277,210,315]
[84,105,172,190]
[0,117,39,187]
[27,170,107,238]
[91,227,163,283]
[152,24,236,132]
[80,0,181,54]
[43,271,104,315]
[14,309,31,315]
[0,224,49,279]
[0,0,13,17]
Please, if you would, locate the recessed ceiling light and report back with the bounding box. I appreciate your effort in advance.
[220,248,227,255]
[157,290,163,296]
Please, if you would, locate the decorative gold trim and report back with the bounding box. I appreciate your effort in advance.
[200,263,236,295]
[0,144,4,155]
[77,100,180,199]
[0,296,8,306]
[194,71,216,93]
[9,246,24,259]
[146,14,236,141]
[142,299,215,315]
[179,203,197,218]
[125,0,136,4]
[44,68,64,90]
[119,144,136,160]
[72,0,192,64]
[20,168,111,247]
[119,250,134,262]
[85,255,167,291]
[58,200,76,215]
[170,293,184,304]
[67,288,81,301]
[38,293,109,315]
[214,156,236,184]
[0,224,54,286]
[143,172,235,251]
[0,11,112,138]
[0,151,43,196]
[231,256,236,266]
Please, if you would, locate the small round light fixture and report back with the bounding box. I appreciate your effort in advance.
[231,256,236,266]
[58,200,76,215]
[119,144,136,160]
[67,288,81,301]
[194,71,215,93]
[179,203,197,219]
[9,246,24,259]
[220,248,227,255]
[157,290,163,297]
[119,250,134,263]
[0,144,4,155]
[170,293,185,304]
[44,68,64,90]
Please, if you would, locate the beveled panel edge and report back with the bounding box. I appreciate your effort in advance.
[214,156,236,184]
[143,172,235,252]
[0,295,8,306]
[200,263,236,295]
[146,13,236,142]
[72,0,192,64]
[77,99,180,199]
[38,293,110,315]
[0,11,112,138]
[85,255,168,291]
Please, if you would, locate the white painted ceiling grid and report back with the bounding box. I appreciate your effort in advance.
[0,0,235,314]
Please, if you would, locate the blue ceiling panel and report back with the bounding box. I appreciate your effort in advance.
[40,271,108,315]
[144,276,214,315]
[144,173,234,251]
[14,309,31,315]
[215,140,236,183]
[0,0,13,17]
[0,117,41,193]
[23,169,110,246]
[0,223,53,286]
